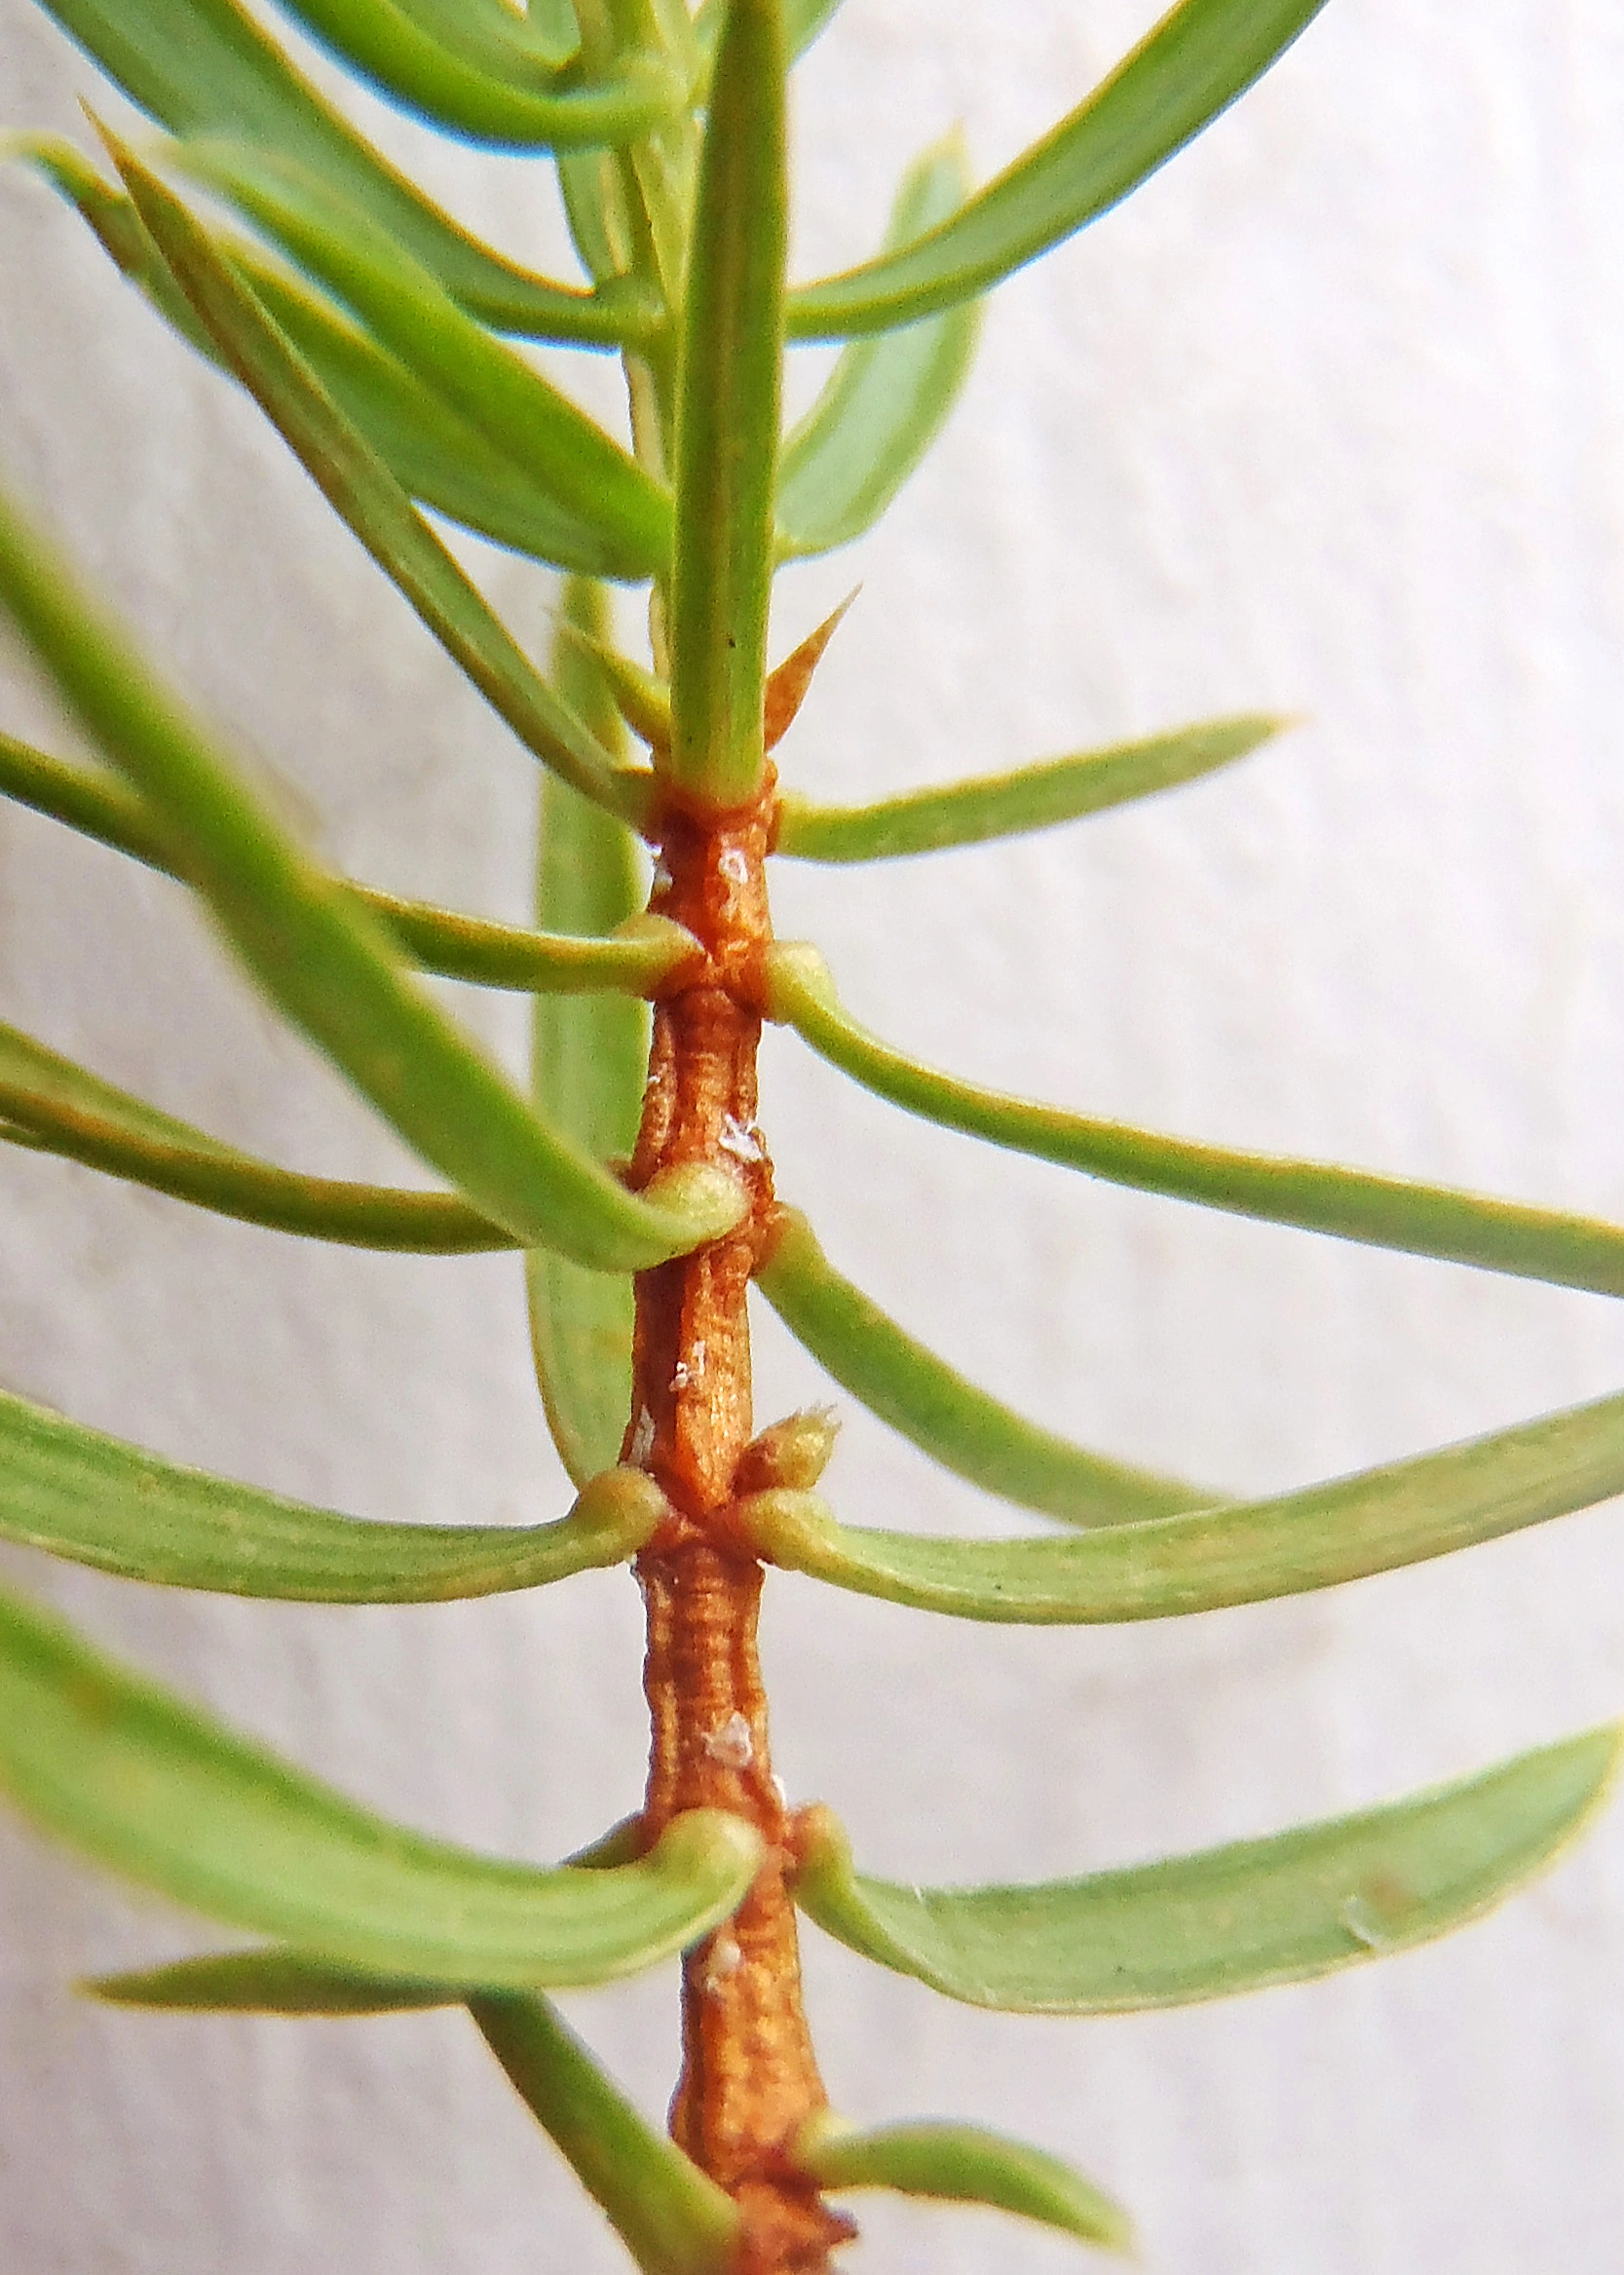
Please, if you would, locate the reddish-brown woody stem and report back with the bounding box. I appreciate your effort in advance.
[627,777,852,2275]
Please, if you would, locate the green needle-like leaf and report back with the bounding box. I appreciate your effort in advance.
[529,583,646,1487]
[554,146,627,290]
[179,144,672,579]
[260,0,678,150]
[552,14,696,317]
[249,259,637,576]
[738,1381,1624,1621]
[0,723,170,868]
[351,901,693,998]
[0,474,742,1270]
[553,628,674,754]
[667,0,788,810]
[0,729,698,997]
[775,714,1285,861]
[787,0,1333,338]
[0,1021,255,1155]
[0,1574,761,1980]
[383,0,580,82]
[0,1119,488,1254]
[793,2114,1132,2256]
[112,159,668,838]
[90,1946,457,2009]
[623,17,700,312]
[755,1209,1212,1524]
[793,1726,1623,2011]
[0,1014,511,1250]
[30,0,651,343]
[7,139,639,579]
[472,1993,743,2275]
[555,0,702,302]
[782,0,848,59]
[0,1389,668,1598]
[768,945,1624,1298]
[97,142,654,817]
[92,1953,743,2275]
[695,0,845,71]
[776,136,982,560]
[7,134,214,349]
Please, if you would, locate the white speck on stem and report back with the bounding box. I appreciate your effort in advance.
[717,847,748,886]
[651,854,673,893]
[670,1361,690,1392]
[718,1114,764,1163]
[702,1711,754,1769]
[629,1407,656,1467]
[701,1935,742,1995]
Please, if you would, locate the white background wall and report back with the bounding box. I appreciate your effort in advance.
[3,2,1624,2269]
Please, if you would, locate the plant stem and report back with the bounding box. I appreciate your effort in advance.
[627,782,853,2273]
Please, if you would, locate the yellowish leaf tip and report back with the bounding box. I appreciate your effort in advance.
[764,588,858,752]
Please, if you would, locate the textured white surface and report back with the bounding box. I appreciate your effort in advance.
[4,2,1624,2269]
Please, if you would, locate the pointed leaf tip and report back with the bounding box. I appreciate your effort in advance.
[774,713,1285,862]
[764,591,857,750]
[786,0,1336,337]
[794,2112,1134,2256]
[792,1730,1623,2013]
[85,1948,453,2013]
